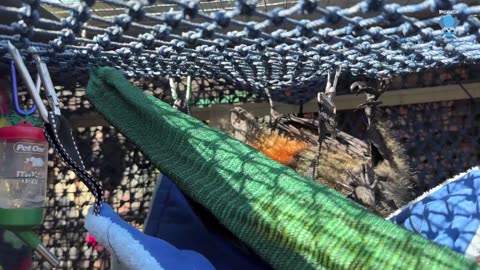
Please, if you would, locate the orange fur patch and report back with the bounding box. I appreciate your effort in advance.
[251,133,308,166]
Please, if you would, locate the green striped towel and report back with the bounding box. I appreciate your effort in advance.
[86,67,479,270]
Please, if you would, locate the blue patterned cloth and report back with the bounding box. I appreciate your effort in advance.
[389,167,480,260]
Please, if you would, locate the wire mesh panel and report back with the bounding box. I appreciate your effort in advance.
[385,99,480,189]
[337,98,480,191]
[34,126,157,269]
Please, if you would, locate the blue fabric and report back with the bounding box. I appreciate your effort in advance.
[389,168,480,256]
[144,175,272,270]
[96,203,215,270]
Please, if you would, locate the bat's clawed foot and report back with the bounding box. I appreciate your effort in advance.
[356,100,383,110]
[350,81,368,95]
[351,77,391,96]
[325,66,342,95]
[350,81,379,96]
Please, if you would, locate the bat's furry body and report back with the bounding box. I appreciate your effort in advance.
[230,106,419,217]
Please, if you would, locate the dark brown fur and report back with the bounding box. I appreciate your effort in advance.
[230,106,419,217]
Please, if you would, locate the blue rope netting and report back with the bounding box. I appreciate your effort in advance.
[0,0,479,104]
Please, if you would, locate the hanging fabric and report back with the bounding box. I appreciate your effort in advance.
[85,66,478,270]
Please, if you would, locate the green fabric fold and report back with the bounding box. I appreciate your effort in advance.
[86,67,478,270]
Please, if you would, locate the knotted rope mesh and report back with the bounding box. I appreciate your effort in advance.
[0,0,479,104]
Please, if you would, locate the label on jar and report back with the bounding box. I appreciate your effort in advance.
[0,139,48,208]
[0,140,48,182]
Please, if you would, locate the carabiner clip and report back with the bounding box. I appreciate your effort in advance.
[7,41,60,124]
[11,60,38,116]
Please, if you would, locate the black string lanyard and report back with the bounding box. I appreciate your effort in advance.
[43,112,104,215]
[6,42,103,214]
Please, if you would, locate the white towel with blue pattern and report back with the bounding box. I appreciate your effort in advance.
[389,167,480,261]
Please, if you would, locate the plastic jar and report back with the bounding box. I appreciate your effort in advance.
[0,122,48,209]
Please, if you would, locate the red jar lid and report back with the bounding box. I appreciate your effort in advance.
[0,122,46,141]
